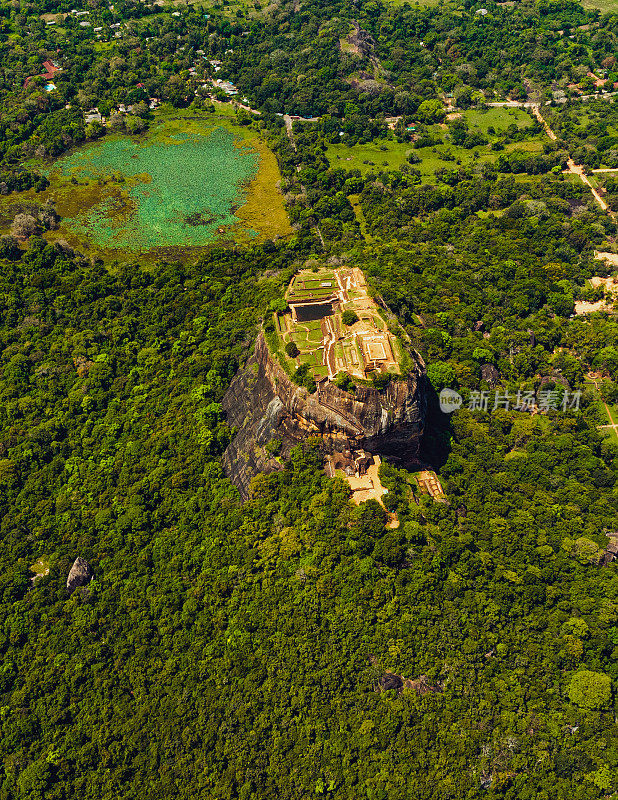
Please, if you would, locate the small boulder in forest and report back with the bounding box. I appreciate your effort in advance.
[379,672,404,692]
[66,557,92,593]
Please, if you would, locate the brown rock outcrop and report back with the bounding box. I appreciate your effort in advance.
[66,557,92,594]
[221,333,426,497]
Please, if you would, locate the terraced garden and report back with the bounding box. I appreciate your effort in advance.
[271,267,403,384]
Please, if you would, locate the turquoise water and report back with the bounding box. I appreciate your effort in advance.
[50,126,259,250]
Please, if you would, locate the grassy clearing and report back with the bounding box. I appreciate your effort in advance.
[463,106,534,132]
[580,0,618,12]
[30,556,50,582]
[605,427,618,443]
[326,106,544,179]
[326,140,413,173]
[92,41,115,52]
[585,379,618,441]
[348,194,370,240]
[339,36,358,55]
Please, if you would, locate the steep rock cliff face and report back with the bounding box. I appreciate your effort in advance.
[221,333,426,497]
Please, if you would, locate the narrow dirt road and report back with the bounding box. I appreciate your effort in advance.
[568,160,610,211]
[283,114,297,151]
[530,105,612,215]
[588,373,618,438]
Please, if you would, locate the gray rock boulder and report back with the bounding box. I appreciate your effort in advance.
[66,557,92,593]
[221,333,426,498]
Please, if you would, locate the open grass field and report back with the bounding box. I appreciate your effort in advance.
[348,194,370,239]
[326,140,414,173]
[2,107,290,262]
[464,106,534,133]
[326,106,545,179]
[580,0,618,11]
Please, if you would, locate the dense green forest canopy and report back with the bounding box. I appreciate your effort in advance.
[2,0,618,796]
[1,239,618,800]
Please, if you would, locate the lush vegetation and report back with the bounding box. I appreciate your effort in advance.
[3,0,618,796]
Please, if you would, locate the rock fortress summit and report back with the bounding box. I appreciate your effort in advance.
[221,266,427,500]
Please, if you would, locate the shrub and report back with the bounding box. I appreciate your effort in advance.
[371,371,391,389]
[265,438,282,456]
[285,341,300,358]
[335,371,355,392]
[342,310,359,325]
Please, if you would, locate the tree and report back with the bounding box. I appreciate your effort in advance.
[335,371,355,392]
[0,235,21,260]
[454,85,473,109]
[285,341,300,358]
[548,291,574,317]
[132,101,149,118]
[293,362,316,392]
[426,361,455,392]
[417,99,446,124]
[107,113,125,131]
[125,115,147,134]
[268,298,288,314]
[567,670,612,709]
[164,76,188,107]
[85,120,105,139]
[342,310,359,325]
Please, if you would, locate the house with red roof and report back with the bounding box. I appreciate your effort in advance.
[24,60,62,89]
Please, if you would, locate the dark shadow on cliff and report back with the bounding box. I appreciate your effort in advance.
[418,380,453,470]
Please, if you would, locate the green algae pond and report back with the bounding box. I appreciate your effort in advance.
[52,126,259,249]
[16,112,292,259]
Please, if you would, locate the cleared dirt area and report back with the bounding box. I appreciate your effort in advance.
[595,251,618,266]
[347,458,388,502]
[575,252,618,314]
[575,300,611,314]
[415,470,447,501]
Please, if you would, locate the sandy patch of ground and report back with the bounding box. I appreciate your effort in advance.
[590,275,618,291]
[346,457,398,526]
[595,251,618,266]
[348,458,388,504]
[575,300,610,314]
[574,252,618,313]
